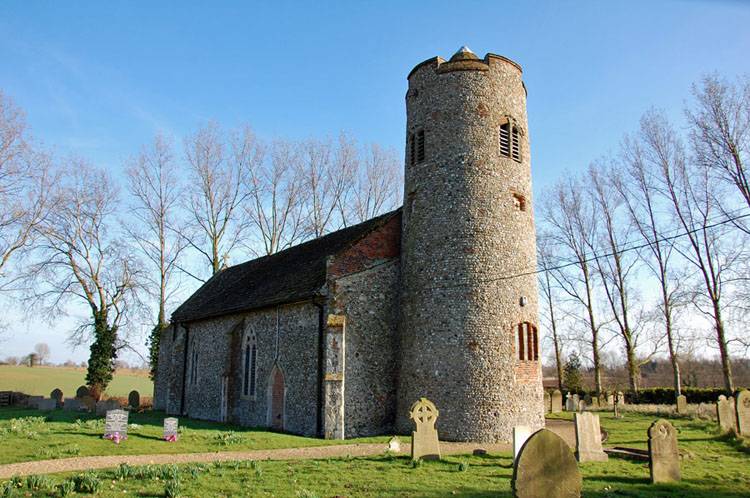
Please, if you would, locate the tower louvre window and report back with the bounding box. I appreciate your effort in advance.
[500,121,522,162]
[416,129,425,163]
[517,322,538,361]
[409,133,416,166]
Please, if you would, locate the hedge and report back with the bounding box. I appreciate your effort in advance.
[551,387,744,405]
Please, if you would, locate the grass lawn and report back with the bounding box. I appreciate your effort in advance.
[0,365,153,398]
[0,410,748,497]
[0,407,388,465]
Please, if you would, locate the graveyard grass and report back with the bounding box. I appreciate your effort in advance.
[0,410,748,497]
[0,365,153,398]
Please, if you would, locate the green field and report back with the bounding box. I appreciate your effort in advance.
[0,366,153,398]
[0,409,748,497]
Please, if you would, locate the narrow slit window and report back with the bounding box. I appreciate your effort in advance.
[416,129,425,163]
[517,323,525,361]
[409,133,415,166]
[532,325,539,361]
[527,323,533,361]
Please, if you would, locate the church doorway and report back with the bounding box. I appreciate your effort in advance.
[268,365,285,431]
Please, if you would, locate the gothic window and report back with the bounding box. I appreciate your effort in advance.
[242,331,257,397]
[500,120,522,163]
[516,322,539,361]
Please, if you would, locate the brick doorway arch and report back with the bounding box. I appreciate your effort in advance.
[268,365,285,431]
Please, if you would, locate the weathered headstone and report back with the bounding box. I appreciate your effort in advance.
[574,412,608,462]
[104,409,129,440]
[513,425,532,461]
[572,394,580,410]
[387,436,401,452]
[565,393,575,412]
[163,417,179,441]
[716,395,736,433]
[606,394,615,406]
[75,385,89,399]
[96,399,120,416]
[80,394,96,412]
[50,389,63,407]
[544,392,551,413]
[512,429,582,498]
[675,394,687,414]
[648,419,680,484]
[37,398,57,411]
[736,390,750,436]
[409,397,441,460]
[63,398,81,411]
[590,397,600,409]
[128,390,140,409]
[577,399,586,412]
[551,390,563,413]
[617,392,625,405]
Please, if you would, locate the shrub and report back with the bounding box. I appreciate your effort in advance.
[1,481,15,498]
[57,479,76,497]
[628,387,737,405]
[164,478,181,498]
[115,463,132,480]
[73,472,101,493]
[25,474,50,491]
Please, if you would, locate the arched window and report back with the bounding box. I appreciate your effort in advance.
[516,322,539,361]
[512,192,527,212]
[500,119,522,163]
[242,331,257,397]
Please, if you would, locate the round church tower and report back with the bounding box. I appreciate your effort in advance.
[397,47,544,442]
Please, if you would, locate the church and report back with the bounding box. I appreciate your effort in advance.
[153,47,544,443]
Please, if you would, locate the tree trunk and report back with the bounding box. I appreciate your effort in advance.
[86,310,118,398]
[713,300,734,393]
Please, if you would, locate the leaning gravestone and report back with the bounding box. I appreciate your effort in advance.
[736,390,750,436]
[128,390,140,409]
[676,394,687,414]
[513,425,531,461]
[648,419,680,484]
[544,392,551,413]
[409,397,441,460]
[512,429,581,498]
[574,412,608,462]
[387,436,401,452]
[104,409,129,440]
[50,389,63,407]
[716,395,736,433]
[163,417,179,441]
[551,390,563,413]
[75,385,89,399]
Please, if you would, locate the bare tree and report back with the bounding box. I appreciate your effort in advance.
[0,91,54,291]
[299,137,347,237]
[349,143,401,224]
[125,134,187,378]
[686,75,750,222]
[27,161,142,395]
[183,123,247,277]
[537,234,564,390]
[33,342,50,365]
[643,110,740,393]
[242,138,306,255]
[617,124,684,396]
[541,175,605,394]
[588,162,648,392]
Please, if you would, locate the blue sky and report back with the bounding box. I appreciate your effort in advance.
[1,0,749,363]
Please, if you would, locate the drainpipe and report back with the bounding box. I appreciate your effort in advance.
[313,300,325,437]
[179,323,190,416]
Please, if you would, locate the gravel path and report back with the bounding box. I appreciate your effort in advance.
[0,421,575,478]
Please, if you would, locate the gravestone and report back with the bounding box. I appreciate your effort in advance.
[572,394,580,410]
[50,389,63,408]
[128,390,140,409]
[544,392,551,413]
[80,395,96,412]
[617,392,625,405]
[574,412,608,462]
[37,398,57,411]
[551,390,563,413]
[409,398,441,460]
[577,400,586,412]
[736,390,750,436]
[512,429,582,498]
[96,399,120,416]
[590,397,600,409]
[104,409,129,439]
[675,395,687,414]
[163,417,179,441]
[606,394,615,406]
[513,425,532,461]
[716,395,736,433]
[648,419,680,484]
[387,436,401,452]
[565,394,576,412]
[63,398,81,411]
[75,385,89,399]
